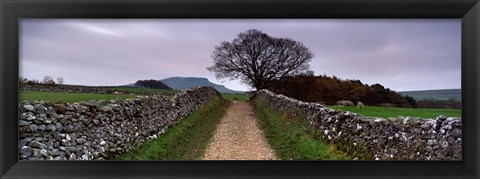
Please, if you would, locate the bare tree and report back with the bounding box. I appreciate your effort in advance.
[42,76,55,85]
[57,77,64,85]
[18,76,28,84]
[207,29,313,90]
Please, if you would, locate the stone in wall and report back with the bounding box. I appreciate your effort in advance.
[256,89,461,160]
[18,86,220,160]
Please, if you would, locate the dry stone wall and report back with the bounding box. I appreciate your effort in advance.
[256,89,461,160]
[19,84,172,95]
[18,86,220,160]
[21,84,120,94]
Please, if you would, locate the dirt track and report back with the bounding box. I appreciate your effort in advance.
[202,101,277,160]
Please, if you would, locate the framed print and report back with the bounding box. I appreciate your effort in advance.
[1,0,479,178]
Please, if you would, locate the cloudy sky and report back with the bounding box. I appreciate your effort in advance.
[20,19,460,92]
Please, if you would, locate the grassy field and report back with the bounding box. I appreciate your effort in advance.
[111,86,180,93]
[327,105,461,119]
[19,91,136,103]
[252,98,349,160]
[117,96,229,160]
[221,93,248,101]
[19,89,242,104]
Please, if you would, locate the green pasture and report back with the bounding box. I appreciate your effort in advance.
[19,89,245,104]
[19,91,136,104]
[327,105,461,119]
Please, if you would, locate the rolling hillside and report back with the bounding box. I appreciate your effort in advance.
[161,77,245,94]
[398,89,461,101]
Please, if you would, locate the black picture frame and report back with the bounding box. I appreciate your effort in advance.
[1,0,479,178]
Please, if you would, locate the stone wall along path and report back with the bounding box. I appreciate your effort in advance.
[256,89,461,160]
[18,86,220,160]
[202,101,277,160]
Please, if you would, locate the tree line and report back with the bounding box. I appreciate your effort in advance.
[266,73,417,108]
[19,76,64,85]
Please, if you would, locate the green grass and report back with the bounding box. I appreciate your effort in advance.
[111,86,180,93]
[327,105,461,119]
[252,98,349,160]
[117,96,229,160]
[19,91,135,103]
[221,93,248,101]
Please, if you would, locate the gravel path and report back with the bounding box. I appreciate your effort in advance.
[202,101,277,160]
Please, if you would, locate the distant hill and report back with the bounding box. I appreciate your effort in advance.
[160,77,245,94]
[398,89,461,101]
[134,79,172,90]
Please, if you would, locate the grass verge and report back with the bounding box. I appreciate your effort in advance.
[327,105,461,119]
[252,98,349,160]
[221,93,248,101]
[19,91,135,103]
[117,95,229,160]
